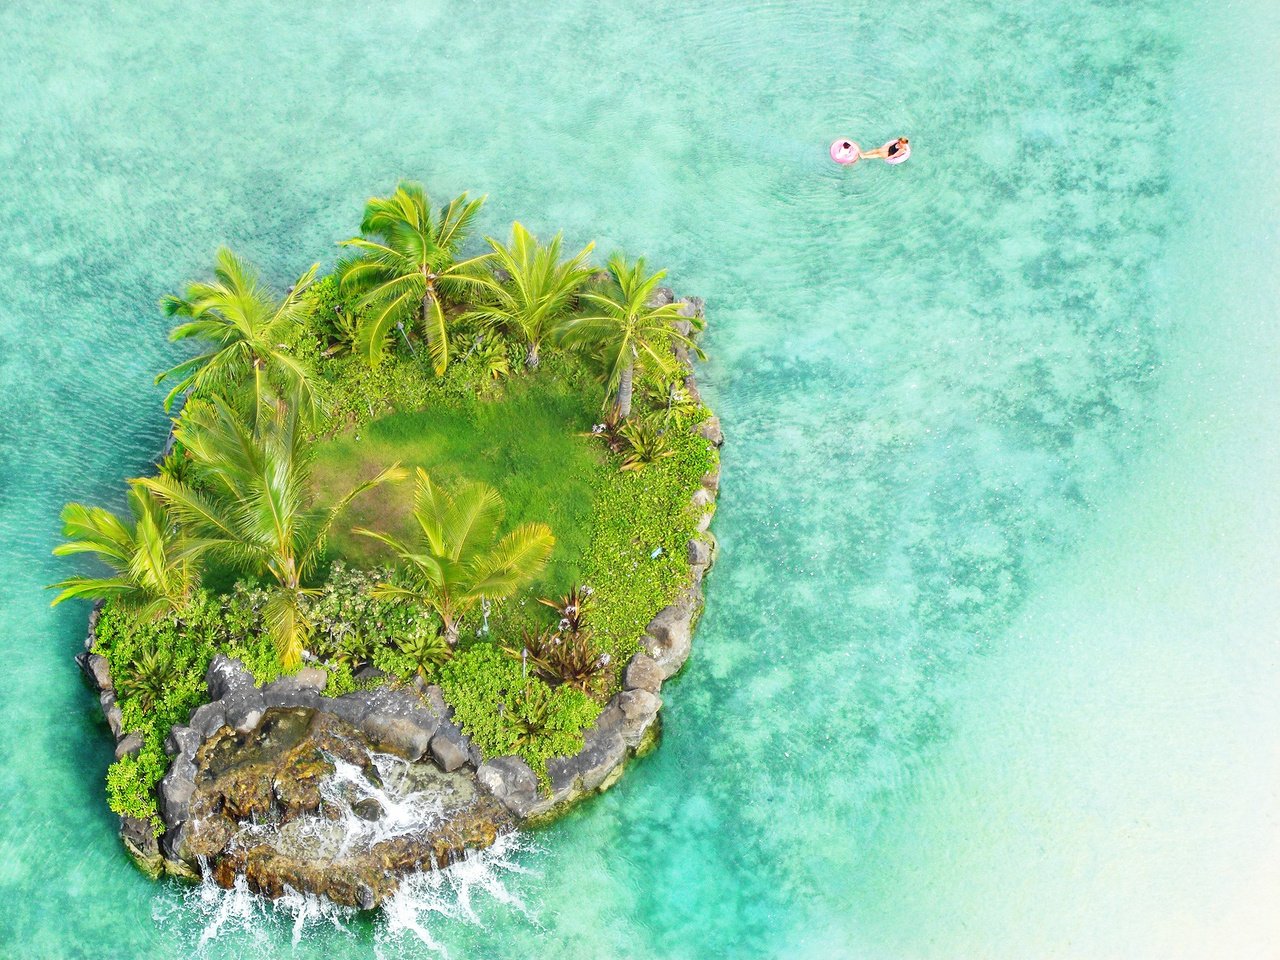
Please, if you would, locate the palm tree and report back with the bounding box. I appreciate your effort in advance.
[466,222,595,369]
[557,254,702,419]
[337,182,491,373]
[356,469,555,646]
[155,247,321,418]
[49,483,198,618]
[138,395,403,668]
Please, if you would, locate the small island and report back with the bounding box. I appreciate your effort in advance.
[54,182,722,907]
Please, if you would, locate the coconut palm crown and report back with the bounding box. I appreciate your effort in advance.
[356,469,555,646]
[466,222,595,368]
[336,182,491,373]
[137,394,403,668]
[154,247,320,418]
[556,253,702,419]
[49,483,198,618]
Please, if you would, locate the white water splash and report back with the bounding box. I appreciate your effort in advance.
[164,833,539,957]
[158,870,357,956]
[160,747,541,959]
[227,751,461,865]
[375,832,541,958]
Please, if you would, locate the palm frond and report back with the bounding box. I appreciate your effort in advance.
[48,484,196,615]
[264,590,310,670]
[420,294,450,376]
[441,480,504,562]
[468,522,555,597]
[155,249,319,412]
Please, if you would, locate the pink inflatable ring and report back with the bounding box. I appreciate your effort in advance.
[830,139,861,165]
[883,140,912,165]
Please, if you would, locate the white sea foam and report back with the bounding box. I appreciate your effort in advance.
[226,751,460,866]
[375,833,540,958]
[157,741,542,956]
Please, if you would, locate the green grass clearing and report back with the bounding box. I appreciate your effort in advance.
[312,374,608,599]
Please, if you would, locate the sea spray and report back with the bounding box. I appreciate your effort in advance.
[161,748,537,957]
[227,751,458,866]
[163,832,539,957]
[375,833,541,958]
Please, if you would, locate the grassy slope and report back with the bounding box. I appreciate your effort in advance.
[308,350,716,668]
[311,374,606,600]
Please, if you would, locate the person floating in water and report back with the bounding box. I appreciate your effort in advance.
[861,137,910,163]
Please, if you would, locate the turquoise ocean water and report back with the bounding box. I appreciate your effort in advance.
[1,0,1277,956]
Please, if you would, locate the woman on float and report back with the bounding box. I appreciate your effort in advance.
[860,137,910,163]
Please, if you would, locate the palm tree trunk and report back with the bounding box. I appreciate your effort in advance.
[525,342,540,369]
[444,617,461,647]
[616,358,635,419]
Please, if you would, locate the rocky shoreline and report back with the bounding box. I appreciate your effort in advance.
[75,290,721,904]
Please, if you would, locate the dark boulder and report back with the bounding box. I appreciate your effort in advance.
[76,652,113,693]
[114,731,143,759]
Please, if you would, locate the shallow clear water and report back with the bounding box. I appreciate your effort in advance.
[1,0,1277,957]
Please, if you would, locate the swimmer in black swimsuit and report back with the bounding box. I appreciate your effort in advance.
[862,137,909,160]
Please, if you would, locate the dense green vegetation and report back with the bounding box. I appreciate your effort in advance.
[53,180,716,826]
[439,645,599,779]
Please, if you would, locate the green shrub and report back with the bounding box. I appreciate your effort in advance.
[306,563,432,661]
[91,590,287,824]
[322,659,359,697]
[298,274,363,352]
[105,739,168,828]
[439,643,599,781]
[372,630,453,683]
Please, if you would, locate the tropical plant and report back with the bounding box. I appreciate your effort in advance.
[640,378,702,425]
[337,181,491,373]
[537,584,592,635]
[617,415,675,471]
[466,222,595,368]
[374,630,454,681]
[320,303,362,358]
[505,681,560,753]
[154,247,321,417]
[557,254,702,419]
[473,335,513,381]
[300,274,362,356]
[49,483,198,618]
[157,448,196,486]
[504,626,610,697]
[504,625,558,672]
[584,410,627,453]
[115,646,180,713]
[138,394,403,668]
[356,468,555,645]
[545,632,610,696]
[315,628,376,673]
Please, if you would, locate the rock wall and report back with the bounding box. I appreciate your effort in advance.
[76,290,721,892]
